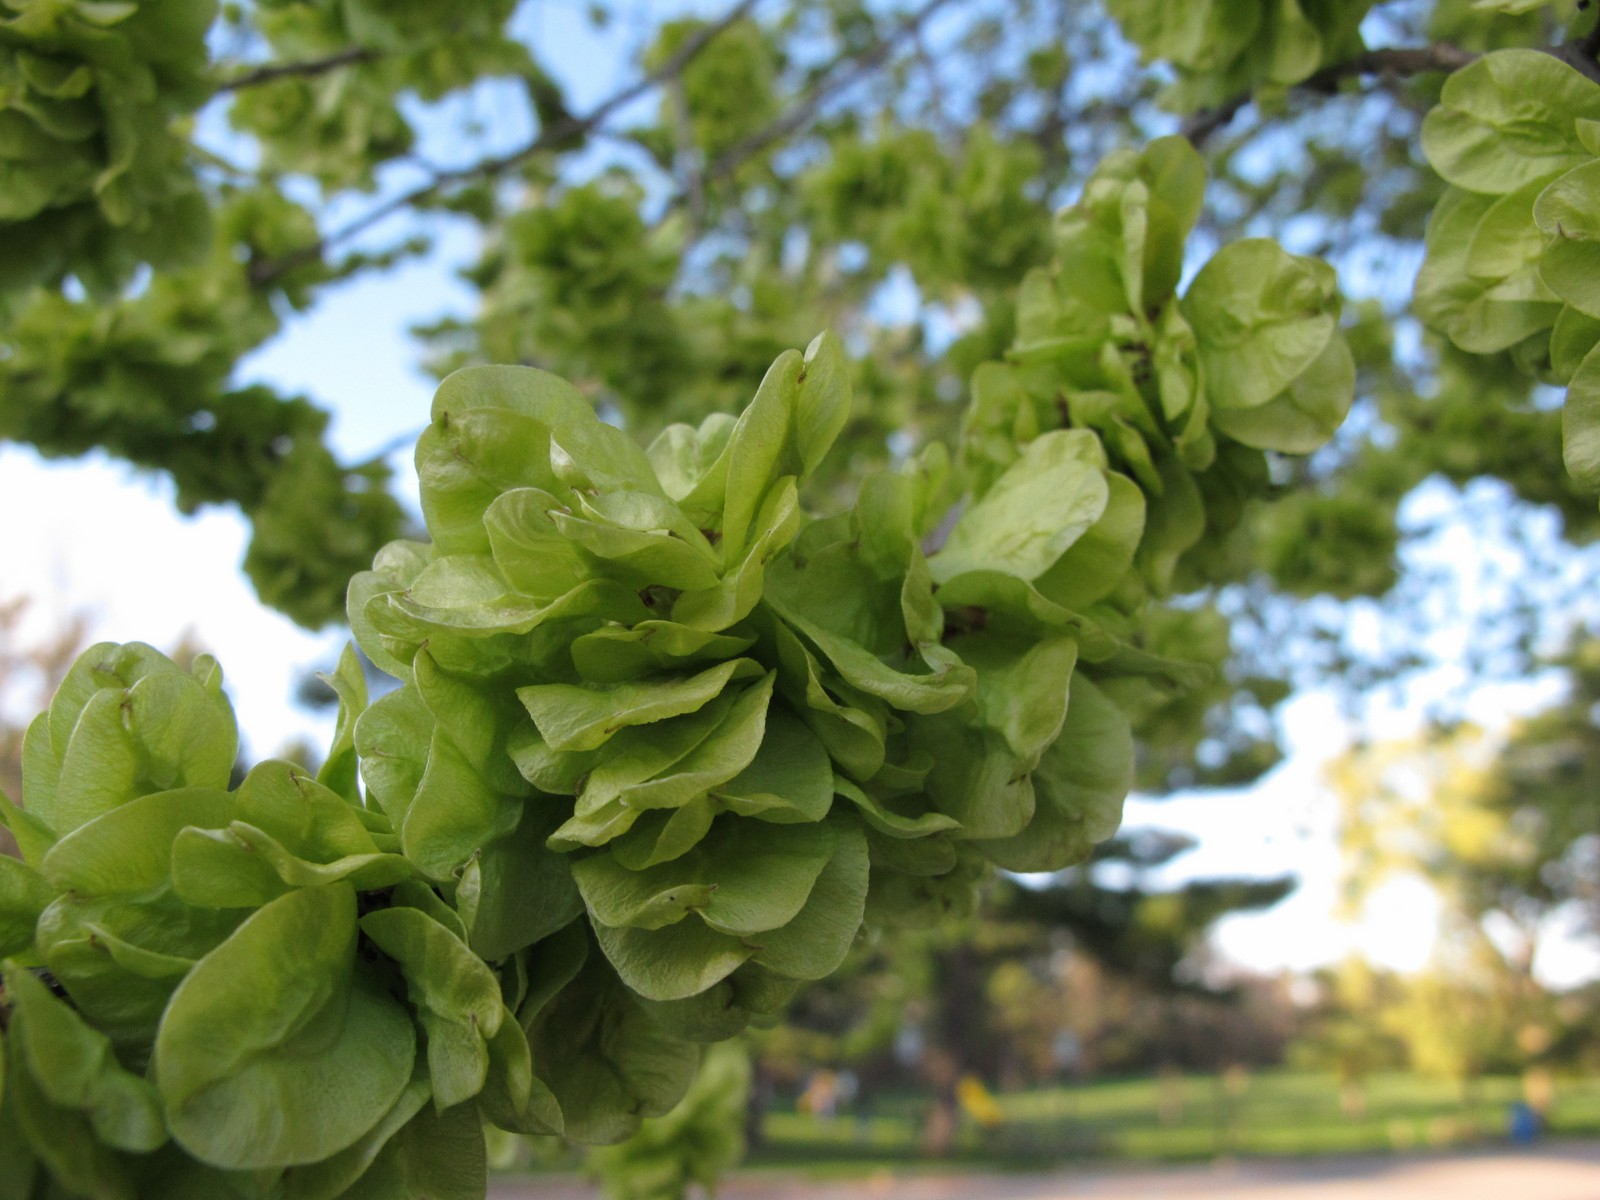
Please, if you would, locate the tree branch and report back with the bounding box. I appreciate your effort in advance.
[699,0,958,187]
[249,0,762,287]
[912,22,958,141]
[1552,18,1600,86]
[1183,43,1479,147]
[216,47,378,93]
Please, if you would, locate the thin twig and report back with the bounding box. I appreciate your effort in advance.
[1183,43,1478,146]
[216,47,378,93]
[700,0,959,186]
[1178,96,1249,148]
[912,22,958,141]
[250,0,761,286]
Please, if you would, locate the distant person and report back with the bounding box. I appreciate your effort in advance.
[1508,1100,1542,1145]
[801,1069,839,1118]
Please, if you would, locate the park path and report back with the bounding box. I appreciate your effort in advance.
[494,1142,1600,1199]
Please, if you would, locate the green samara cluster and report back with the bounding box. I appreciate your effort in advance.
[347,324,1142,1002]
[1412,49,1600,495]
[0,0,217,299]
[0,342,1138,1196]
[1105,0,1375,110]
[585,1041,751,1200]
[0,136,1355,1197]
[0,645,515,1196]
[962,135,1354,599]
[229,0,528,192]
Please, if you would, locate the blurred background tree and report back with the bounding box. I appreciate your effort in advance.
[1309,632,1600,1111]
[747,828,1293,1153]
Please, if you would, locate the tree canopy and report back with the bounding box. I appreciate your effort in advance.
[2,0,1600,1195]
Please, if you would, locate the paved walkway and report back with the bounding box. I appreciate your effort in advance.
[496,1143,1600,1199]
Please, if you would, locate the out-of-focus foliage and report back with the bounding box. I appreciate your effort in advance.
[588,1041,751,1200]
[1288,958,1407,1104]
[1107,0,1376,111]
[752,827,1295,1157]
[226,0,531,190]
[1320,634,1600,1087]
[1334,635,1600,948]
[0,186,404,627]
[0,0,215,297]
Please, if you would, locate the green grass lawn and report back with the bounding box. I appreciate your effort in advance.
[749,1069,1600,1169]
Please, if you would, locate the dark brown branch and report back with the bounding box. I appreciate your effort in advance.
[1182,43,1479,147]
[249,0,761,286]
[1552,19,1600,85]
[700,0,959,186]
[217,47,378,93]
